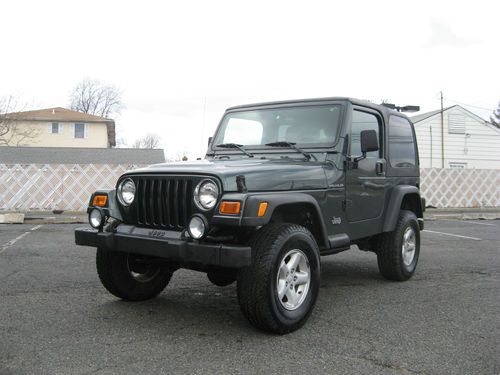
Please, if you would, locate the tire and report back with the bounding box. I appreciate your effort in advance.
[376,210,420,281]
[237,223,321,334]
[96,248,173,301]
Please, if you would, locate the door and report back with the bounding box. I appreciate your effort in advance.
[345,108,386,222]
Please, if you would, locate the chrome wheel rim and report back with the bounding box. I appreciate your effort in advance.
[126,255,161,283]
[276,249,311,311]
[402,227,416,267]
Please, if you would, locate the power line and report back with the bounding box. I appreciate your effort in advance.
[443,98,494,112]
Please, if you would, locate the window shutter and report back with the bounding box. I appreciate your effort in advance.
[59,123,63,133]
[48,123,52,133]
[448,113,465,134]
[84,124,88,138]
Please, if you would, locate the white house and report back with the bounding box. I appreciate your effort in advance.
[411,105,500,169]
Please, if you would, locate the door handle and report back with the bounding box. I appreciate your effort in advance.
[376,161,385,175]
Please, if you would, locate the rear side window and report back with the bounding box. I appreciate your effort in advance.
[389,116,416,168]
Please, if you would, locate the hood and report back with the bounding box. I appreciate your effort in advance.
[125,158,328,191]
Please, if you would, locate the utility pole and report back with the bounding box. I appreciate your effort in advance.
[440,91,444,168]
[200,96,207,158]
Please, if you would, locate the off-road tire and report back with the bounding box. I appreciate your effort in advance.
[96,248,173,301]
[237,223,320,334]
[376,210,420,281]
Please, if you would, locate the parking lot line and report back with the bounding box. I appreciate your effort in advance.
[0,225,43,254]
[423,229,481,241]
[459,220,496,227]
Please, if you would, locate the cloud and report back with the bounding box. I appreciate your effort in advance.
[425,19,478,48]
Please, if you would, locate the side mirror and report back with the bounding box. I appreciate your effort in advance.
[360,130,379,153]
[207,137,213,146]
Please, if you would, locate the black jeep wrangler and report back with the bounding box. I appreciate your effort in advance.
[75,97,424,334]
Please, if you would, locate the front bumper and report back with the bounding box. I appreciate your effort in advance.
[75,225,251,269]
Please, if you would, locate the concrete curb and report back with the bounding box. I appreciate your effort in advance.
[0,213,25,224]
[23,216,87,224]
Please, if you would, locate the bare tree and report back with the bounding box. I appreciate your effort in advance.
[0,96,40,146]
[132,133,162,149]
[490,101,500,128]
[69,77,122,118]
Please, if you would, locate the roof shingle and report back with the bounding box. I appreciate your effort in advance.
[0,147,165,165]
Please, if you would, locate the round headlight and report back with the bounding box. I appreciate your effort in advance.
[187,215,207,240]
[194,179,219,210]
[89,208,103,229]
[118,178,136,206]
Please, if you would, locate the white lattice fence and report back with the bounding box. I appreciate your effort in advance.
[0,164,146,211]
[1,164,499,210]
[420,168,500,208]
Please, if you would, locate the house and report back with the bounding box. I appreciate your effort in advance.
[411,105,500,169]
[0,107,116,148]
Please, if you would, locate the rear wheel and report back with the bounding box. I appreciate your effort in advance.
[376,210,420,281]
[96,249,173,301]
[237,223,320,334]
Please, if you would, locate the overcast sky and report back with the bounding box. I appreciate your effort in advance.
[1,0,498,160]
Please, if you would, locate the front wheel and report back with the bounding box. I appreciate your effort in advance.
[376,210,420,281]
[237,223,321,334]
[96,249,174,301]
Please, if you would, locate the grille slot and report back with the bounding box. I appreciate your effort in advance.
[134,177,193,230]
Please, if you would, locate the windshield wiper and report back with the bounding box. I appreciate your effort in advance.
[215,143,254,158]
[265,141,317,161]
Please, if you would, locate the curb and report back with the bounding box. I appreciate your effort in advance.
[23,216,87,225]
[425,213,500,221]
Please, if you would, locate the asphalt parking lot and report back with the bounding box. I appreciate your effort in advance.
[1,220,499,375]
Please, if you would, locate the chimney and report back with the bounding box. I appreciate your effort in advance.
[52,109,55,115]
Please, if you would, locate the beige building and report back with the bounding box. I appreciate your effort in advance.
[0,107,115,148]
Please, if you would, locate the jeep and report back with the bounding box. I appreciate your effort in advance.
[75,97,424,334]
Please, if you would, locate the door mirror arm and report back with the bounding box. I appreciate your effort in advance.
[345,152,366,169]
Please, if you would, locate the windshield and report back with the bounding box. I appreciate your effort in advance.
[213,105,342,148]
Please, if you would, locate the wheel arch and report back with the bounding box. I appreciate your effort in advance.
[242,193,329,249]
[383,186,423,233]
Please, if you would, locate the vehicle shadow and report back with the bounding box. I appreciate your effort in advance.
[89,255,383,336]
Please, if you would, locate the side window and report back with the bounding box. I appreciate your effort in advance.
[389,116,416,168]
[350,110,380,158]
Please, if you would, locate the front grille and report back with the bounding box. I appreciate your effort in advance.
[134,177,194,230]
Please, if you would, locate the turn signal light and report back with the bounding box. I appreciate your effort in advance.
[219,201,241,215]
[258,202,268,217]
[92,195,108,207]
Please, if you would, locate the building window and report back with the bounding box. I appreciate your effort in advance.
[50,122,62,134]
[448,113,466,134]
[74,123,86,139]
[449,162,467,169]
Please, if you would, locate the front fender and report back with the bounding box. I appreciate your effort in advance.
[211,192,329,247]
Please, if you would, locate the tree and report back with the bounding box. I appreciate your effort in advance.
[0,96,40,146]
[132,133,162,149]
[490,101,500,128]
[69,77,122,118]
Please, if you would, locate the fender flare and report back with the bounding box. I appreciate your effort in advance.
[383,185,422,232]
[241,192,329,248]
